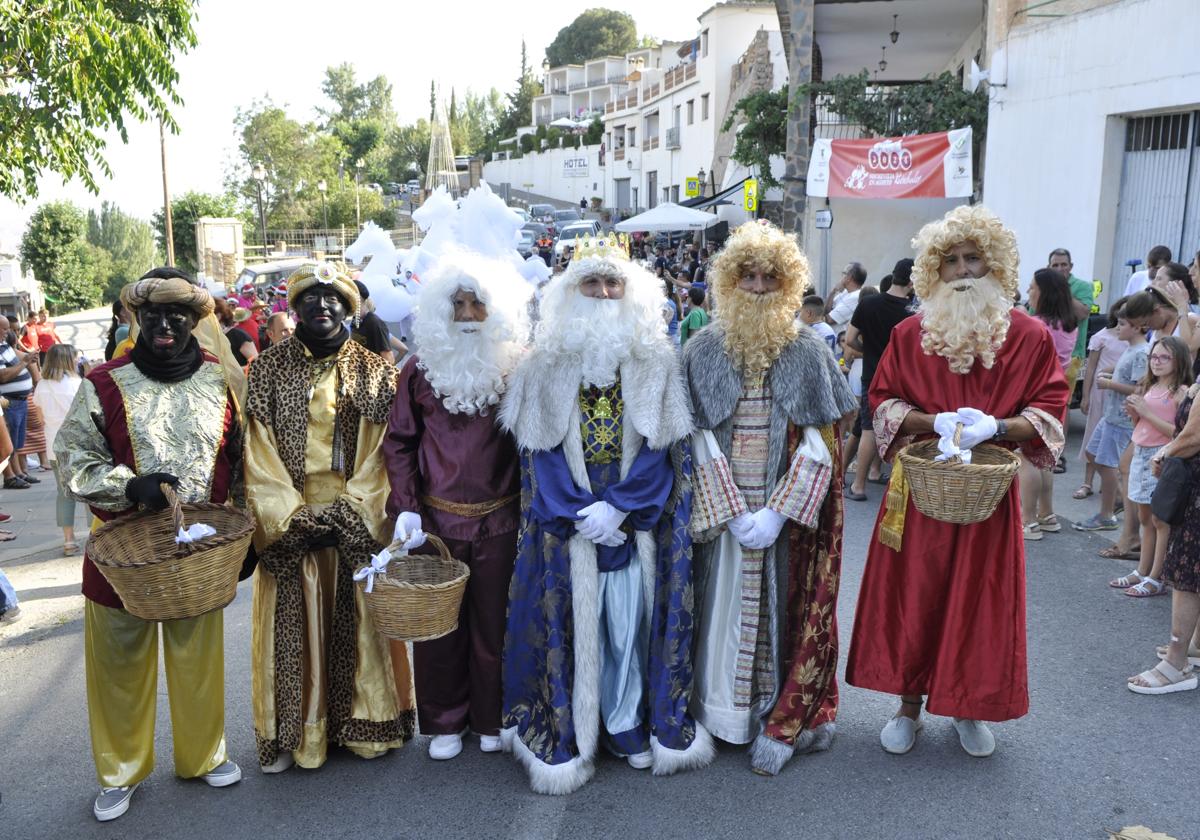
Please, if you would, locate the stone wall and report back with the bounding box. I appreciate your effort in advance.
[712,29,776,188]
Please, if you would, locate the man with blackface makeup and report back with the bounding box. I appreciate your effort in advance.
[244,262,414,775]
[56,269,244,821]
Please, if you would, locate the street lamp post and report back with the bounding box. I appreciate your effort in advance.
[251,163,268,251]
[317,179,328,229]
[354,159,365,229]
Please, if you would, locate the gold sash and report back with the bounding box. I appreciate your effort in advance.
[879,459,909,551]
[421,493,519,518]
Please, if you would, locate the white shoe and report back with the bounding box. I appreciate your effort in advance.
[429,733,463,760]
[478,734,502,753]
[261,752,294,774]
[952,718,995,757]
[626,750,653,770]
[93,784,138,822]
[880,715,922,754]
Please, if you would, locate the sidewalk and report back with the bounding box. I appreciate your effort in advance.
[0,462,89,647]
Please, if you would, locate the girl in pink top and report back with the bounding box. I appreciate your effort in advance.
[1119,336,1194,597]
[1028,268,1079,372]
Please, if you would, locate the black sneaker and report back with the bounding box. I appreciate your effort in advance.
[3,477,29,490]
[18,473,39,484]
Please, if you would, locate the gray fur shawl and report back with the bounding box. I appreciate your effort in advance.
[682,322,857,431]
[500,337,693,451]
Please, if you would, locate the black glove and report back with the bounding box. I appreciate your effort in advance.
[309,530,339,551]
[125,472,180,511]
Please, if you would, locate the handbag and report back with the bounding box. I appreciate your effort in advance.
[1150,456,1195,526]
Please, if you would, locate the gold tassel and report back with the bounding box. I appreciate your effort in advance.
[879,459,908,551]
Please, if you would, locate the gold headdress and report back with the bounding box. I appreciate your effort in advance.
[286,261,362,320]
[570,233,632,264]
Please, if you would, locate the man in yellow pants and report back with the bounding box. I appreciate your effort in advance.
[56,270,243,821]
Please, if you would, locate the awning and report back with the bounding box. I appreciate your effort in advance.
[681,177,748,209]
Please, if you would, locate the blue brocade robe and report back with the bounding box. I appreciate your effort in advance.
[500,373,712,795]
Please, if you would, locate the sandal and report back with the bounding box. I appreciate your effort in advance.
[1156,644,1200,667]
[1098,545,1140,560]
[1125,577,1167,597]
[1037,514,1061,533]
[63,541,80,556]
[1052,456,1067,474]
[1108,572,1143,589]
[1072,484,1094,499]
[1127,660,1198,694]
[0,529,15,542]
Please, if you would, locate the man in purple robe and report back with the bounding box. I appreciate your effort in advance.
[382,250,532,760]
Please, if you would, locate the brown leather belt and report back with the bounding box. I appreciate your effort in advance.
[421,493,518,518]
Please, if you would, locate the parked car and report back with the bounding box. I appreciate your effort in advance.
[509,206,531,223]
[406,179,421,194]
[234,259,309,298]
[522,222,549,239]
[529,203,556,224]
[384,182,403,195]
[553,208,582,227]
[517,230,535,258]
[553,221,602,261]
[365,182,383,194]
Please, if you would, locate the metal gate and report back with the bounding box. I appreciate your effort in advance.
[1109,111,1200,298]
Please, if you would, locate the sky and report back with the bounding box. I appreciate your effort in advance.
[0,0,720,253]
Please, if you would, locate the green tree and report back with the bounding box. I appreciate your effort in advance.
[319,63,395,126]
[18,201,86,287]
[722,86,789,189]
[152,191,240,276]
[47,241,111,312]
[584,117,604,145]
[0,0,198,200]
[87,203,160,300]
[544,9,638,67]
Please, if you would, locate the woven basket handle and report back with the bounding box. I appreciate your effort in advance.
[162,482,184,536]
[385,532,451,561]
[941,422,966,466]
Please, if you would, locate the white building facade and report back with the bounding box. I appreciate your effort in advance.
[981,0,1200,306]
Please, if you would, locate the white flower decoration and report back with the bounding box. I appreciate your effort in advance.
[313,262,339,284]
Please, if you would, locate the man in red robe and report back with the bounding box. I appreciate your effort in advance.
[382,250,532,761]
[846,205,1069,758]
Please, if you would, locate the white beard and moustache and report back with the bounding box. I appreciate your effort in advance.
[919,272,1013,374]
[539,293,635,388]
[415,319,523,415]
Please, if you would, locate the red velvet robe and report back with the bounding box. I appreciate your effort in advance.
[846,309,1069,721]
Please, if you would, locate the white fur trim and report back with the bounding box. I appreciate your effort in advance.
[567,532,600,770]
[650,722,717,776]
[748,723,836,776]
[508,726,595,795]
[500,725,517,753]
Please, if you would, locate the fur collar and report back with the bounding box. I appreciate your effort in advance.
[682,321,856,429]
[500,337,692,451]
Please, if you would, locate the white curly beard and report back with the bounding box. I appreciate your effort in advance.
[919,272,1013,374]
[415,320,523,415]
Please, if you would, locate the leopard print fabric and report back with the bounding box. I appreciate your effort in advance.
[247,337,400,767]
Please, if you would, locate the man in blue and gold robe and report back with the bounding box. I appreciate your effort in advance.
[498,236,712,795]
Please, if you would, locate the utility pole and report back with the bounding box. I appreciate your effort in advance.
[160,120,176,266]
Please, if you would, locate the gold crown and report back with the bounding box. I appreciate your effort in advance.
[571,232,631,263]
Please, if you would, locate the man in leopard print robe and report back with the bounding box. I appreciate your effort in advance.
[245,261,414,772]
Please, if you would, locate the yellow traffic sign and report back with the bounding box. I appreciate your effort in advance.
[685,177,700,197]
[744,178,758,212]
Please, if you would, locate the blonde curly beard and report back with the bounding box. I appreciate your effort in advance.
[919,272,1013,374]
[721,288,799,373]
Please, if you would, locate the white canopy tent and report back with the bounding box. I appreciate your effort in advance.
[613,202,719,232]
[549,116,578,129]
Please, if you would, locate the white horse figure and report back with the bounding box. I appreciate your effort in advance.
[345,221,413,322]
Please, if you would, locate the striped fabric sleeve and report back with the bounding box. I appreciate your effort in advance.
[691,452,749,534]
[766,448,832,530]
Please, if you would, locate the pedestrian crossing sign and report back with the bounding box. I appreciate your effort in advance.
[685,177,700,197]
[744,178,758,212]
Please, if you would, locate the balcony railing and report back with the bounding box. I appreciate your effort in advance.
[614,147,626,161]
[604,90,639,114]
[641,82,661,101]
[569,81,588,91]
[641,136,660,151]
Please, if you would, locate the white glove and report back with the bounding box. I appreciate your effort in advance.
[955,407,999,450]
[739,508,787,551]
[575,500,628,546]
[392,511,426,551]
[728,512,754,542]
[933,411,961,443]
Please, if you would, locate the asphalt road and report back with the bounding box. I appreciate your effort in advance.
[1,411,1195,839]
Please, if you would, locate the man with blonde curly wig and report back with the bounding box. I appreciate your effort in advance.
[499,236,712,794]
[846,205,1069,759]
[382,250,532,761]
[682,220,856,776]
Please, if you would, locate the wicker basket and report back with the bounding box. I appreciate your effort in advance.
[358,534,470,642]
[897,423,1021,524]
[88,484,255,621]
